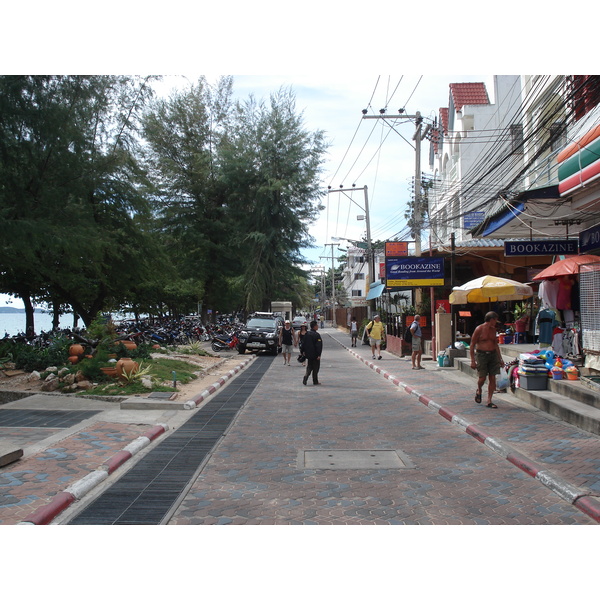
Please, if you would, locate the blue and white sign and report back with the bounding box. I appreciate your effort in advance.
[386,257,445,287]
[580,223,600,253]
[504,239,578,256]
[464,211,485,229]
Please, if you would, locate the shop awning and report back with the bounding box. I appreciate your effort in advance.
[469,185,563,238]
[366,282,385,300]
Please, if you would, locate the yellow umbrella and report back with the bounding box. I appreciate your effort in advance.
[449,275,533,304]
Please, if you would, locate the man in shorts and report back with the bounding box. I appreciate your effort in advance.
[409,314,423,369]
[470,311,505,408]
[366,314,385,360]
[278,320,297,365]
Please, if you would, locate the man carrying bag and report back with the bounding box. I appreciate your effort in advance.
[302,320,323,385]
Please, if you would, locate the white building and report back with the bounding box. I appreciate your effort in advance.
[338,244,385,308]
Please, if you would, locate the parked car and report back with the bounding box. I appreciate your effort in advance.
[237,315,283,355]
[291,315,308,330]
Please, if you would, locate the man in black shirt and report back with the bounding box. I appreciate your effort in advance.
[302,320,323,385]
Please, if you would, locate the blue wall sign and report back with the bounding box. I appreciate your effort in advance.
[386,257,445,287]
[504,239,578,256]
[580,223,600,253]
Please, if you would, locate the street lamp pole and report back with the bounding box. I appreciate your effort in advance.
[322,243,339,327]
[328,185,374,318]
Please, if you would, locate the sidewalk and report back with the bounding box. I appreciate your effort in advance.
[168,329,599,525]
[329,329,600,522]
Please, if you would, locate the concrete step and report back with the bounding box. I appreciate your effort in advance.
[0,442,23,467]
[453,356,600,437]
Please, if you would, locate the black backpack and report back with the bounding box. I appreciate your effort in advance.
[403,326,413,343]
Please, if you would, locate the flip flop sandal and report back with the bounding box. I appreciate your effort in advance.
[487,402,498,409]
[475,391,482,404]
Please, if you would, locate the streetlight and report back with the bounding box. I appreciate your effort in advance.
[327,185,374,317]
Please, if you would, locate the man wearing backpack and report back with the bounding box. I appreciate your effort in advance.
[365,314,385,360]
[409,314,423,369]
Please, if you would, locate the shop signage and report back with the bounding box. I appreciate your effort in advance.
[385,241,409,256]
[504,239,578,256]
[385,257,444,287]
[580,223,600,253]
[464,211,485,229]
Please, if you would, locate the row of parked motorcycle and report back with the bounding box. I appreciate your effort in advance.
[3,316,244,354]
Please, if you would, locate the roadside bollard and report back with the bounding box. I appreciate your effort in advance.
[172,370,177,388]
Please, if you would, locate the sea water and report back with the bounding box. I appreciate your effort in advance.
[0,311,77,337]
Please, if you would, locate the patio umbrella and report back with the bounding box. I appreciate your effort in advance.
[533,254,600,280]
[449,275,533,304]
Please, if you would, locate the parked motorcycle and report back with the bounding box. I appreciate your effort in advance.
[211,332,240,352]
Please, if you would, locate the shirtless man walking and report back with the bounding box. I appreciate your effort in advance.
[469,311,504,409]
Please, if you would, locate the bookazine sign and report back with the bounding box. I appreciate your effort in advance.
[504,239,578,256]
[580,223,600,253]
[386,257,445,287]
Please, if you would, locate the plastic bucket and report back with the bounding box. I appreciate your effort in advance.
[437,353,445,367]
[503,335,513,344]
[566,371,579,380]
[552,370,563,380]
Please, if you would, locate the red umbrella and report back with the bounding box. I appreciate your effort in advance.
[533,254,600,280]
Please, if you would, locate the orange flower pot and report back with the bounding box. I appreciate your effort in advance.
[69,344,85,357]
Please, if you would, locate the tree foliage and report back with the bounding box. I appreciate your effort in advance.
[1,76,328,328]
[221,87,327,313]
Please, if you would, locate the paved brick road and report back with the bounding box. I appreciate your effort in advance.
[0,421,151,524]
[168,330,597,525]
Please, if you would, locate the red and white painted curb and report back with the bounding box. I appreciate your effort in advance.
[342,341,600,524]
[183,355,256,409]
[18,423,169,525]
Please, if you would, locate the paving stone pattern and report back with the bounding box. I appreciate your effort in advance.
[0,421,150,524]
[169,331,595,525]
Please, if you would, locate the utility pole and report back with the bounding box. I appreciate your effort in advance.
[362,111,430,308]
[321,243,339,327]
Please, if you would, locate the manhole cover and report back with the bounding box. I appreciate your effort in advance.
[298,449,415,470]
[146,392,177,400]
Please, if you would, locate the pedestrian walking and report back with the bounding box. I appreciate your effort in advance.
[279,320,297,366]
[302,320,323,385]
[297,324,308,361]
[410,315,423,369]
[365,314,385,360]
[469,311,504,409]
[319,314,324,329]
[350,316,359,347]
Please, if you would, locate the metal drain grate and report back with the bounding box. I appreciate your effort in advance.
[68,355,274,525]
[0,409,101,428]
[298,449,416,470]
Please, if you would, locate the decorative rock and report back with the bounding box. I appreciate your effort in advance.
[28,371,41,381]
[44,373,57,381]
[46,366,58,373]
[75,371,87,382]
[41,378,60,392]
[76,380,94,390]
[63,373,76,385]
[141,377,153,389]
[58,367,70,377]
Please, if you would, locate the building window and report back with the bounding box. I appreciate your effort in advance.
[352,290,362,297]
[569,75,600,121]
[354,273,365,280]
[510,124,524,154]
[549,122,567,152]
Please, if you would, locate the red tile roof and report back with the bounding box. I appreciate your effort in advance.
[449,82,490,111]
[439,107,449,135]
